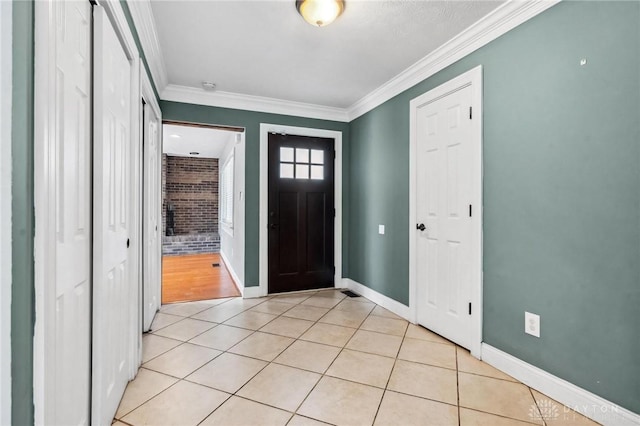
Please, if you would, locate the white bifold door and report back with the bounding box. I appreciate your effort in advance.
[415,84,474,349]
[43,1,92,423]
[143,103,161,331]
[92,6,135,424]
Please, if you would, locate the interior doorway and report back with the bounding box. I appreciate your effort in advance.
[161,122,245,304]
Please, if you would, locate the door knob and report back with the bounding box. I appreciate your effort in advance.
[416,223,426,231]
[269,223,278,229]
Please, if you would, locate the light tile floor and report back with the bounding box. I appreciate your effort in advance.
[114,290,599,426]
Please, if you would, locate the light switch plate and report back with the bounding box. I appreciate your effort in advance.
[378,225,385,235]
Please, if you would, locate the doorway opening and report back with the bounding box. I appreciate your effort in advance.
[161,122,245,304]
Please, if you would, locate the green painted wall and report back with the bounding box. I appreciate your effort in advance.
[160,101,350,287]
[348,1,640,414]
[11,1,34,425]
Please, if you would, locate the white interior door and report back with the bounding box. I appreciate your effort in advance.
[143,103,161,331]
[92,6,133,424]
[47,1,92,423]
[415,84,474,349]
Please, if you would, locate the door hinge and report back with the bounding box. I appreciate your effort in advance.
[468,303,472,315]
[469,106,472,120]
[469,204,472,217]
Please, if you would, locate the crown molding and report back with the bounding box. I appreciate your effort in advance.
[127,0,168,93]
[143,0,558,123]
[161,84,350,123]
[346,0,560,121]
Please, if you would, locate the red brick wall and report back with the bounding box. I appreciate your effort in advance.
[163,155,219,235]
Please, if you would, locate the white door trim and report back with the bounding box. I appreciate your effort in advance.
[0,1,12,423]
[409,65,483,358]
[258,124,343,297]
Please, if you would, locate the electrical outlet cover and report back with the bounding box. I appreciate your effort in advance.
[525,311,540,338]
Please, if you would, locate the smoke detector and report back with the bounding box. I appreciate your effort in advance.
[202,81,216,91]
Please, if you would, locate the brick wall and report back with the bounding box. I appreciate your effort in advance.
[163,155,219,235]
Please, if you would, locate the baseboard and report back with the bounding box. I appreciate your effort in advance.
[342,278,412,321]
[481,344,640,426]
[242,286,264,299]
[219,250,245,296]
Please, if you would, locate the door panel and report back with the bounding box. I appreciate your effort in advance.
[49,1,92,423]
[416,85,473,349]
[268,134,334,293]
[143,103,161,331]
[92,6,133,424]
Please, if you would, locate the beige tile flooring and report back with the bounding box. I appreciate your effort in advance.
[113,290,599,426]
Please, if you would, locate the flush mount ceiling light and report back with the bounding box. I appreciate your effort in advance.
[296,0,344,27]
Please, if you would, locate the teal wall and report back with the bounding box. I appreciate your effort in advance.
[11,1,34,425]
[348,1,640,414]
[160,101,350,287]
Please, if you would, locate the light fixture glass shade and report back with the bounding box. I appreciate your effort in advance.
[296,0,344,27]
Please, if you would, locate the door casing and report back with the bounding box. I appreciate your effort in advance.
[409,65,483,358]
[259,124,343,298]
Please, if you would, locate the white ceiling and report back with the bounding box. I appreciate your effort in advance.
[150,0,504,109]
[163,124,239,158]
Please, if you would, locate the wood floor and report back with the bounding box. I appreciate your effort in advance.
[162,253,241,304]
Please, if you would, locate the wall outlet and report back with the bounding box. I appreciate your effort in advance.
[525,312,540,338]
[378,225,385,235]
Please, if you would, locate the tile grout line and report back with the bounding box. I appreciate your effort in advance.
[456,346,461,426]
[370,314,410,426]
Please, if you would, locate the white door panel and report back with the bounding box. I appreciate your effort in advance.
[92,6,133,424]
[50,2,92,424]
[416,85,473,349]
[143,103,161,331]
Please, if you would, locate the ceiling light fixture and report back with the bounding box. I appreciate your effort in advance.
[296,0,344,27]
[170,134,181,139]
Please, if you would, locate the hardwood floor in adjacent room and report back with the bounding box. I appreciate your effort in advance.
[162,253,241,304]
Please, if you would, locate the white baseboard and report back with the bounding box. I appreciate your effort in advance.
[219,250,245,296]
[342,278,412,321]
[481,344,640,426]
[242,286,264,299]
